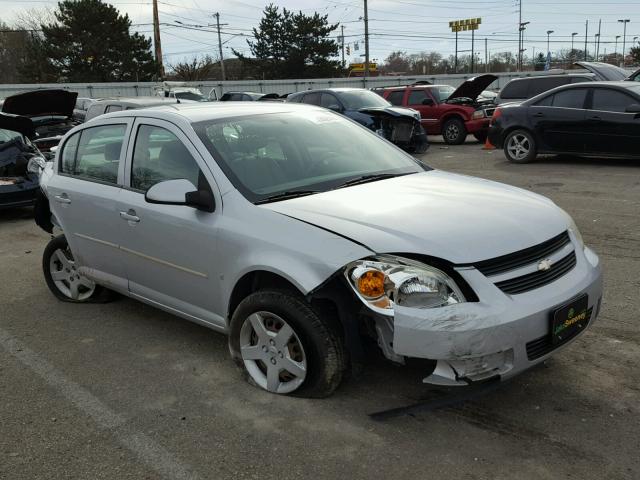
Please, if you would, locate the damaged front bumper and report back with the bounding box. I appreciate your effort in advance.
[389,246,603,386]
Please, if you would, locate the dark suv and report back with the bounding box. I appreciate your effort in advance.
[495,74,593,105]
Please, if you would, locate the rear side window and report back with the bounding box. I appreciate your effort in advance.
[105,105,123,113]
[552,89,587,109]
[302,92,321,105]
[387,90,404,106]
[529,77,571,97]
[408,90,429,105]
[61,124,126,184]
[591,89,636,112]
[500,80,528,99]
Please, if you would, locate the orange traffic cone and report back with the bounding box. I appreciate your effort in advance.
[482,137,495,150]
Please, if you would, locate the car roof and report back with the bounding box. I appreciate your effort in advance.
[97,101,327,124]
[524,81,640,104]
[91,97,178,106]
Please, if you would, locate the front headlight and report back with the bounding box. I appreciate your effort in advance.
[472,110,485,119]
[568,218,585,250]
[344,255,465,316]
[27,156,47,174]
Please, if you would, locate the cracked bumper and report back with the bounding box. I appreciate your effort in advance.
[391,246,603,385]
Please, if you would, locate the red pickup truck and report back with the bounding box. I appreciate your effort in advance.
[374,74,497,144]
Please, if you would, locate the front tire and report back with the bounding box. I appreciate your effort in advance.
[229,290,345,398]
[43,235,108,303]
[442,118,467,145]
[504,129,537,163]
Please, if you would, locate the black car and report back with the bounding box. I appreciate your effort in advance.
[488,82,640,163]
[286,88,429,154]
[0,113,46,209]
[2,89,80,158]
[219,91,278,101]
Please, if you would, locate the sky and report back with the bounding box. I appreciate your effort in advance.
[3,0,640,67]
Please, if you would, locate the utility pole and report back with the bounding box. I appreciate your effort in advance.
[517,0,522,71]
[618,19,630,67]
[584,20,588,61]
[615,35,621,61]
[152,0,164,78]
[215,12,226,82]
[596,19,601,61]
[485,37,488,72]
[363,0,370,79]
[571,32,578,61]
[471,28,475,73]
[454,30,458,73]
[341,25,345,67]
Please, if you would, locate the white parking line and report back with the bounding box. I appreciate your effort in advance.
[0,327,201,480]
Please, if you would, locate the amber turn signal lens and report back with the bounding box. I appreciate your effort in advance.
[357,270,385,298]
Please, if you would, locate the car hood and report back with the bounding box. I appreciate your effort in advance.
[2,90,78,118]
[263,171,570,264]
[0,113,35,139]
[357,106,420,120]
[447,74,498,101]
[573,61,629,81]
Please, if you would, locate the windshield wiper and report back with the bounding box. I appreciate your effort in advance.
[334,172,413,189]
[254,190,321,204]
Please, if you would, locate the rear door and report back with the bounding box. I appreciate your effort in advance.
[117,118,224,327]
[412,88,440,134]
[47,121,132,293]
[529,87,588,153]
[585,87,640,157]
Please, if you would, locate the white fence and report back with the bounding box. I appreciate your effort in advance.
[0,70,561,99]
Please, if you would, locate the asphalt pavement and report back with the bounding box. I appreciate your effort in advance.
[1,138,639,479]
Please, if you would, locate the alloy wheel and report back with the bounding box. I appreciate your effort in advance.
[239,311,307,394]
[507,133,531,161]
[48,247,96,301]
[445,124,459,141]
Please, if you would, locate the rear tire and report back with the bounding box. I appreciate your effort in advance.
[229,289,345,398]
[43,235,111,303]
[442,118,467,145]
[503,129,537,163]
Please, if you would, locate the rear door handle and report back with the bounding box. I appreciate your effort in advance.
[588,115,602,121]
[119,210,140,223]
[533,112,544,117]
[54,194,71,204]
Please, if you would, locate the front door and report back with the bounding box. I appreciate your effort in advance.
[46,121,132,293]
[117,118,225,328]
[585,87,640,157]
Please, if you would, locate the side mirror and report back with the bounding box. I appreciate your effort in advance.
[625,103,640,114]
[145,179,215,212]
[326,104,342,112]
[421,98,435,106]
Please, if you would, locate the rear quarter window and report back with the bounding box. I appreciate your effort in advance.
[528,77,571,97]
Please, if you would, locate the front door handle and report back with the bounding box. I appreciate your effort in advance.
[588,115,602,121]
[533,112,544,117]
[119,210,140,223]
[54,194,71,204]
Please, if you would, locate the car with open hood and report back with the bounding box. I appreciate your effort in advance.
[374,74,498,144]
[0,112,47,209]
[36,102,602,397]
[1,89,80,158]
[286,87,428,153]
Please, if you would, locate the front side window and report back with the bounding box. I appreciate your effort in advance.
[303,92,321,105]
[551,89,587,109]
[408,90,429,105]
[61,125,126,184]
[131,125,202,192]
[430,86,454,102]
[320,93,341,109]
[591,89,636,112]
[194,110,428,203]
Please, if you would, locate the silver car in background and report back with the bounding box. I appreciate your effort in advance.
[37,102,602,397]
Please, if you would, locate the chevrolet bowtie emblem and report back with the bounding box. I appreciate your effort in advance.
[538,259,553,271]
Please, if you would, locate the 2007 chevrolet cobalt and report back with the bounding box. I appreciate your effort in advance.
[36,102,602,397]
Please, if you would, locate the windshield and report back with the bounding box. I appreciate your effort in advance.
[175,91,208,102]
[339,90,392,110]
[432,86,455,102]
[194,110,428,203]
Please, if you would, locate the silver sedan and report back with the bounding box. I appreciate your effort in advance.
[37,102,602,397]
